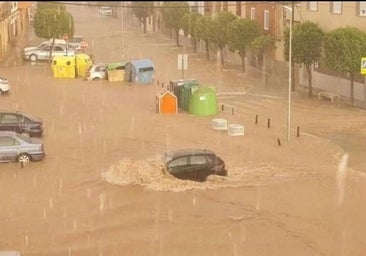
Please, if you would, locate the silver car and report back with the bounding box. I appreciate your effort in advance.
[0,77,10,95]
[85,63,107,81]
[23,44,75,62]
[0,131,45,163]
[99,6,112,16]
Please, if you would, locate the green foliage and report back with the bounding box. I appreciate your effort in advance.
[34,3,74,40]
[181,12,202,39]
[251,35,276,56]
[195,15,212,43]
[209,11,237,48]
[324,26,366,74]
[131,2,153,22]
[227,18,261,54]
[161,1,190,31]
[283,21,324,65]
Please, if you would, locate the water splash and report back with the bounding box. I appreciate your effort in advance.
[336,153,348,206]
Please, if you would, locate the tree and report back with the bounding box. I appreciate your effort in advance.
[161,1,190,46]
[227,18,261,73]
[283,21,324,97]
[323,26,366,104]
[251,35,276,85]
[195,15,212,60]
[209,11,237,66]
[181,12,201,53]
[34,3,74,61]
[131,1,153,34]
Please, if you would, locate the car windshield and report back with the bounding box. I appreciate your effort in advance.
[15,133,32,143]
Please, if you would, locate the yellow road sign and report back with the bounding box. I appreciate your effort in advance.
[361,57,366,75]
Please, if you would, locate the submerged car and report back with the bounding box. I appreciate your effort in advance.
[161,149,228,182]
[0,131,45,163]
[23,44,75,62]
[0,77,11,95]
[85,63,107,81]
[0,111,43,137]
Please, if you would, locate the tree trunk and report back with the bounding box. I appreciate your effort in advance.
[220,46,224,66]
[143,17,147,34]
[350,73,355,105]
[205,40,210,60]
[192,37,197,53]
[48,38,55,62]
[306,64,312,97]
[176,29,180,47]
[239,51,246,73]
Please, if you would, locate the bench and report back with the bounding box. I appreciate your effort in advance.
[318,91,339,103]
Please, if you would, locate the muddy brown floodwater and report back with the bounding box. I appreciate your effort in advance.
[0,3,365,256]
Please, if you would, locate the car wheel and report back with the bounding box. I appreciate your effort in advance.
[30,54,38,62]
[92,77,100,81]
[18,153,31,163]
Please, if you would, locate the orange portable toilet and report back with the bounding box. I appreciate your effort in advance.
[156,90,178,114]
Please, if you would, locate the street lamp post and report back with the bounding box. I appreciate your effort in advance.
[283,5,292,141]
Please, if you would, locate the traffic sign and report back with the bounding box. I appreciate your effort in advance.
[79,41,89,50]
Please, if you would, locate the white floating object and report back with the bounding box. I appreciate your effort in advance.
[228,124,244,136]
[212,118,228,130]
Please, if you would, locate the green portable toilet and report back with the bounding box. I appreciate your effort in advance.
[181,82,199,111]
[188,86,218,116]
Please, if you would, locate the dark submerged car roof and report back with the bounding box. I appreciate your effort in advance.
[162,149,216,162]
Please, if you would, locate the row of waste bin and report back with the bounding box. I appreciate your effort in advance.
[51,54,92,78]
[168,79,218,116]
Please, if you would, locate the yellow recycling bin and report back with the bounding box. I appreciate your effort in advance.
[75,53,92,78]
[52,56,76,78]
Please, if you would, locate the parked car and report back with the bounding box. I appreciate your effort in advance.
[85,63,107,81]
[68,35,87,50]
[99,6,112,16]
[23,39,67,53]
[0,131,45,163]
[23,44,75,62]
[0,77,11,95]
[161,149,228,182]
[0,111,43,137]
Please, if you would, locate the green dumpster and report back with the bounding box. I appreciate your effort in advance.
[106,62,127,82]
[188,86,218,116]
[169,79,198,108]
[181,82,199,111]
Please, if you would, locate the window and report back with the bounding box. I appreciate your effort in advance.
[236,1,241,16]
[223,2,228,11]
[139,67,153,72]
[250,7,255,20]
[169,157,189,167]
[0,137,18,146]
[264,10,269,30]
[358,2,366,16]
[308,1,318,11]
[54,46,64,52]
[330,1,342,14]
[43,45,51,51]
[190,155,207,165]
[2,114,18,124]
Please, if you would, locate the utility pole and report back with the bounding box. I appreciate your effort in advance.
[291,1,295,92]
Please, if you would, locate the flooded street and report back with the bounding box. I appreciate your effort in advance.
[0,3,365,256]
